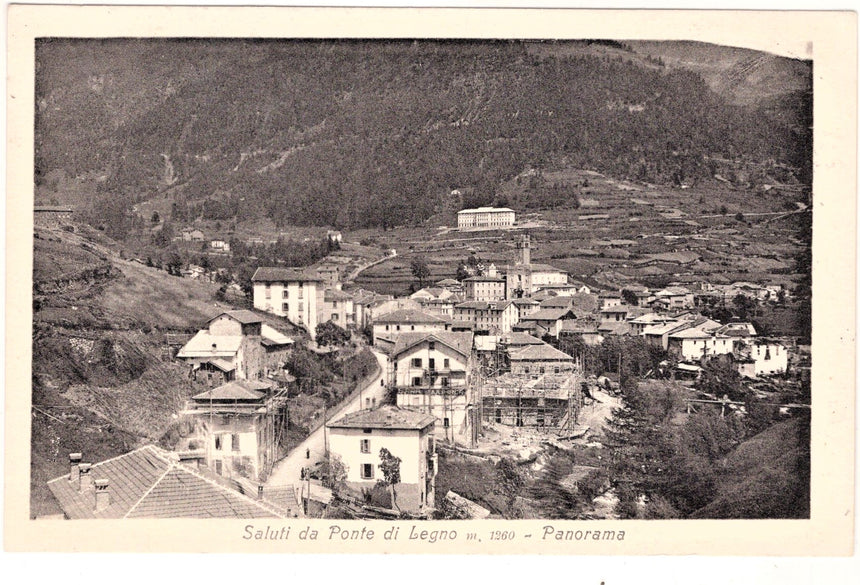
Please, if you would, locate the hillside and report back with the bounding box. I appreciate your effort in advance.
[35,39,811,235]
[691,415,810,519]
[30,223,245,517]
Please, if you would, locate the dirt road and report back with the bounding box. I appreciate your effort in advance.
[265,348,390,488]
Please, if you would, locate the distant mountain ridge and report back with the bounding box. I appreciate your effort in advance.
[35,39,811,231]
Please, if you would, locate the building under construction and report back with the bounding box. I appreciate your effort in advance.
[181,379,290,483]
[480,372,584,434]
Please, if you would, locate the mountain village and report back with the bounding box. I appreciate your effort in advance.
[42,207,807,521]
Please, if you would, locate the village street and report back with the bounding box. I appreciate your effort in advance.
[265,348,390,488]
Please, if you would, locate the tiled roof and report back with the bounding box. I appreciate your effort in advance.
[177,331,242,358]
[598,321,630,335]
[209,309,262,324]
[509,343,574,362]
[512,298,539,306]
[47,446,286,519]
[668,328,713,339]
[391,331,474,358]
[328,406,437,431]
[251,267,323,282]
[435,279,461,286]
[504,332,546,346]
[374,308,448,324]
[521,308,576,321]
[539,297,574,309]
[324,288,353,302]
[192,380,272,402]
[600,305,630,313]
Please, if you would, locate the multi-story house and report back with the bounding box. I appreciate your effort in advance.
[177,310,294,384]
[463,264,507,301]
[327,406,438,513]
[453,299,519,335]
[390,331,476,445]
[320,288,355,329]
[251,267,324,338]
[372,308,451,350]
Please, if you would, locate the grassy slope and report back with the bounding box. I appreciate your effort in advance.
[31,225,238,517]
[691,416,810,519]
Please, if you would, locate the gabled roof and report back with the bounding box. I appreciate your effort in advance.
[539,297,574,309]
[177,331,242,358]
[252,267,323,283]
[598,321,630,335]
[600,305,630,314]
[436,278,461,287]
[47,445,287,519]
[656,286,693,296]
[192,380,273,402]
[512,298,539,306]
[324,288,353,302]
[327,406,436,431]
[391,331,474,359]
[208,309,262,325]
[509,343,575,362]
[504,332,546,346]
[668,327,713,339]
[521,308,576,321]
[374,308,449,324]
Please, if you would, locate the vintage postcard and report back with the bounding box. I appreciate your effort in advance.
[5,5,856,555]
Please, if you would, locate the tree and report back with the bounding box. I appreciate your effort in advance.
[410,256,431,288]
[151,211,160,223]
[455,262,470,282]
[378,448,402,511]
[319,454,349,493]
[316,321,350,348]
[621,289,639,306]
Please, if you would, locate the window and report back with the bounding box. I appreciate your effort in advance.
[396,325,401,331]
[231,434,240,451]
[282,302,289,313]
[385,325,390,331]
[298,302,303,313]
[360,439,370,453]
[411,325,415,331]
[428,358,435,370]
[332,313,339,321]
[361,464,374,479]
[332,301,338,308]
[441,377,450,387]
[282,289,289,299]
[362,428,372,434]
[443,358,450,369]
[412,377,422,386]
[443,417,450,428]
[412,358,422,368]
[265,285,271,299]
[215,435,222,450]
[429,342,436,350]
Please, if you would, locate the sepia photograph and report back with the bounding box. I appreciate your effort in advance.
[5,5,855,556]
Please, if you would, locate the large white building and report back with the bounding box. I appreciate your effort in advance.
[251,267,324,338]
[457,207,516,229]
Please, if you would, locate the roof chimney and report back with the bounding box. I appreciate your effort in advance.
[94,479,110,512]
[257,485,264,500]
[69,453,82,483]
[78,463,93,493]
